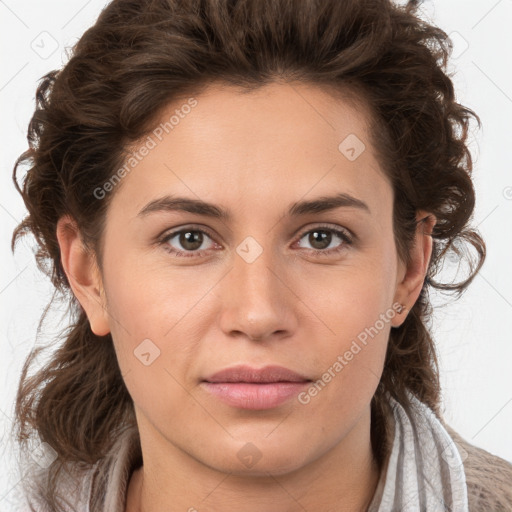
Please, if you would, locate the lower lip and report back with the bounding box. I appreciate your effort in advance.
[202,382,310,409]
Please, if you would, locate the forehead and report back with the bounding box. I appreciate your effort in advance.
[109,81,391,221]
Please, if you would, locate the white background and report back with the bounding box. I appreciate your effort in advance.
[1,0,511,508]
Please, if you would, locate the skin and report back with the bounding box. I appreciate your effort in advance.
[56,82,435,512]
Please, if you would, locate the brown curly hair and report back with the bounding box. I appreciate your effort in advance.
[11,0,485,509]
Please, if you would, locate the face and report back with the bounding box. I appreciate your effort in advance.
[61,82,430,476]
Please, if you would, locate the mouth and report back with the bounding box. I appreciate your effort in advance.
[201,365,312,410]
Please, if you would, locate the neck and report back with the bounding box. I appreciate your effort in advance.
[126,405,382,512]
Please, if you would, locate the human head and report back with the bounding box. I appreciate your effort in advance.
[12,0,484,507]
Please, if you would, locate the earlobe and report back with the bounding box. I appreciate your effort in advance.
[56,215,110,336]
[391,211,436,328]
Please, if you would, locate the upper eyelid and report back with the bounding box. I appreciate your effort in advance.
[160,225,218,244]
[295,224,352,240]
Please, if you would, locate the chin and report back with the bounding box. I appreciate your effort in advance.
[201,442,313,477]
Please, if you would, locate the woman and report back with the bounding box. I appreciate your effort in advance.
[11,0,512,510]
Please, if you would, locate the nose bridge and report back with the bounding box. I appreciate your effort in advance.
[234,236,282,309]
[218,235,294,340]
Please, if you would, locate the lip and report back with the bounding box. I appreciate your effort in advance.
[204,364,310,383]
[202,365,311,410]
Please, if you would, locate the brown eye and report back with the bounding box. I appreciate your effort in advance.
[178,231,204,251]
[307,230,332,250]
[160,227,218,257]
[296,226,353,256]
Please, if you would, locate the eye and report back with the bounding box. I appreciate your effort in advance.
[158,224,354,259]
[159,227,219,258]
[295,225,353,256]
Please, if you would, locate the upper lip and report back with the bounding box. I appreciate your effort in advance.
[203,365,311,383]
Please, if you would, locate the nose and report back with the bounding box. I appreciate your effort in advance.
[218,241,297,343]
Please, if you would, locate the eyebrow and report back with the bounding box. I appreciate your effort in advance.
[137,192,371,220]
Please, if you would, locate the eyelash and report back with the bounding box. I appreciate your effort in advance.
[158,224,354,259]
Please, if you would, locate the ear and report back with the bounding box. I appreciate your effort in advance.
[56,215,110,336]
[391,210,436,328]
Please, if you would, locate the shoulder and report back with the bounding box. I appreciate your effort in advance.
[22,425,141,512]
[443,423,512,512]
[22,462,96,512]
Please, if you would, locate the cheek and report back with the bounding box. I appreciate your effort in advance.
[104,275,199,426]
[102,243,213,341]
[101,249,219,413]
[296,253,397,340]
[293,253,396,403]
[297,298,391,431]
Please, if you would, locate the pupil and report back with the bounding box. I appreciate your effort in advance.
[180,231,203,250]
[309,230,331,249]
